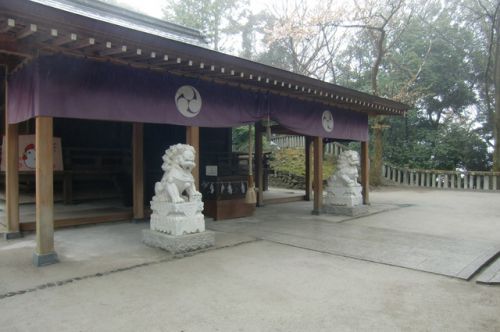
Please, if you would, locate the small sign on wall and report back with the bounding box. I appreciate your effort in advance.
[205,165,218,177]
[0,135,64,171]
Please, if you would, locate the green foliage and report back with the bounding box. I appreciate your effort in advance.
[327,2,490,171]
[269,148,335,178]
[384,110,492,170]
[377,6,491,171]
[231,125,273,153]
[231,126,253,152]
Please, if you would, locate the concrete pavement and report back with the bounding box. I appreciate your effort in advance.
[1,240,499,331]
[0,187,499,331]
[208,196,500,280]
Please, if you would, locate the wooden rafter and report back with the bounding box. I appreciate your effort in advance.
[0,18,15,33]
[16,23,36,39]
[99,42,127,56]
[70,37,95,49]
[52,32,76,46]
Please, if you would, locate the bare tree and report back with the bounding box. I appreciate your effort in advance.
[264,0,342,79]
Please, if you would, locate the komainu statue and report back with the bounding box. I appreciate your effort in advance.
[324,150,363,208]
[153,144,201,203]
[149,144,204,236]
[143,143,214,254]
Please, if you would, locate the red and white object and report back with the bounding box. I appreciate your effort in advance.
[0,135,63,171]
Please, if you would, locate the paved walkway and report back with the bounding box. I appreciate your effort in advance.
[0,188,499,331]
[209,189,500,280]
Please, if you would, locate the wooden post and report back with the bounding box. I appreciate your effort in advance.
[3,66,21,239]
[255,122,264,206]
[132,123,144,221]
[304,136,312,201]
[312,136,323,215]
[33,116,58,266]
[361,141,370,205]
[186,126,200,189]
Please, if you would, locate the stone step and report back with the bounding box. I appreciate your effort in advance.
[476,255,500,285]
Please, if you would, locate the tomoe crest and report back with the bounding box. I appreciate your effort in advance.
[322,110,334,132]
[175,85,202,118]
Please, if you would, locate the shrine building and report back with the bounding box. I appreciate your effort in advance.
[0,0,408,266]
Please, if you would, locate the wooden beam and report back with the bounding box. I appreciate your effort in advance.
[52,33,76,46]
[37,28,58,43]
[0,19,15,33]
[312,136,323,215]
[132,123,144,220]
[16,24,37,39]
[304,136,312,201]
[186,126,200,189]
[3,66,21,239]
[34,116,58,266]
[70,37,95,49]
[119,48,144,59]
[255,122,264,207]
[361,141,370,205]
[100,43,127,56]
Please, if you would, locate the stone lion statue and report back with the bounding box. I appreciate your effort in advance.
[330,150,360,187]
[153,144,201,203]
[324,150,362,208]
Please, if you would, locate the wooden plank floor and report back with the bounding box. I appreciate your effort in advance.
[0,199,133,231]
[0,188,306,232]
[263,187,307,205]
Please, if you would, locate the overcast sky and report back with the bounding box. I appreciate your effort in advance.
[116,0,270,18]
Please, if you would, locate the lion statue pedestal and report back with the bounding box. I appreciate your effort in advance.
[323,150,368,216]
[143,144,215,254]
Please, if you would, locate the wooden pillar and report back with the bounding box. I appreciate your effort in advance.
[33,117,58,266]
[186,126,200,189]
[312,136,323,215]
[132,123,144,221]
[361,141,370,205]
[255,122,264,207]
[3,66,21,239]
[304,136,312,201]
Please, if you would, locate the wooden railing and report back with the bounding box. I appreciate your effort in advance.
[383,164,500,191]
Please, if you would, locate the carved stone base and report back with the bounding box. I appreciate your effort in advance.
[151,213,205,236]
[150,200,204,236]
[324,186,363,207]
[142,229,215,254]
[322,204,369,216]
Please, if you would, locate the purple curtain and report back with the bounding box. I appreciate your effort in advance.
[268,94,368,141]
[8,55,368,141]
